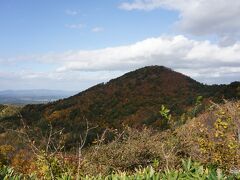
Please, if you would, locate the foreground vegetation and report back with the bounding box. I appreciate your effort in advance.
[1,159,240,179]
[0,100,240,179]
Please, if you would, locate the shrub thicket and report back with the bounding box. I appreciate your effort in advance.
[0,101,239,179]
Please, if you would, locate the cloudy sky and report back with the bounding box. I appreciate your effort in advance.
[1,0,240,91]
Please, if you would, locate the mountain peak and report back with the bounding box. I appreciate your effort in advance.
[16,66,240,146]
[122,65,173,77]
[136,65,171,71]
[107,65,198,90]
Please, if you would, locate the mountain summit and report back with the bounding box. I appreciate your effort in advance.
[17,66,239,146]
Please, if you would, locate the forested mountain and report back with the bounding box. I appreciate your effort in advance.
[1,66,240,147]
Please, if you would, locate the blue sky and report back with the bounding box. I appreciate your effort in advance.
[0,0,240,91]
[0,0,177,55]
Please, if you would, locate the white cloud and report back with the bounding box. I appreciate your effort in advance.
[35,35,240,84]
[120,0,196,11]
[120,0,240,43]
[91,27,104,33]
[65,24,85,29]
[47,35,240,73]
[1,35,240,90]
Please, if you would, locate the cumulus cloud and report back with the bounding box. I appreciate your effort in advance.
[1,35,240,90]
[120,0,240,43]
[47,35,240,73]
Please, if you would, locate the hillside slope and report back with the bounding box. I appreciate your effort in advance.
[21,67,198,126]
[20,66,239,133]
[23,66,240,127]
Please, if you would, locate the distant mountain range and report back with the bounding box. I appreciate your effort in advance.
[1,66,239,148]
[0,89,75,104]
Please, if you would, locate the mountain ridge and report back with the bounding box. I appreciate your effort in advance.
[1,65,239,147]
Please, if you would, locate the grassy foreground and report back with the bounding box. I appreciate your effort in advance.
[1,159,240,179]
